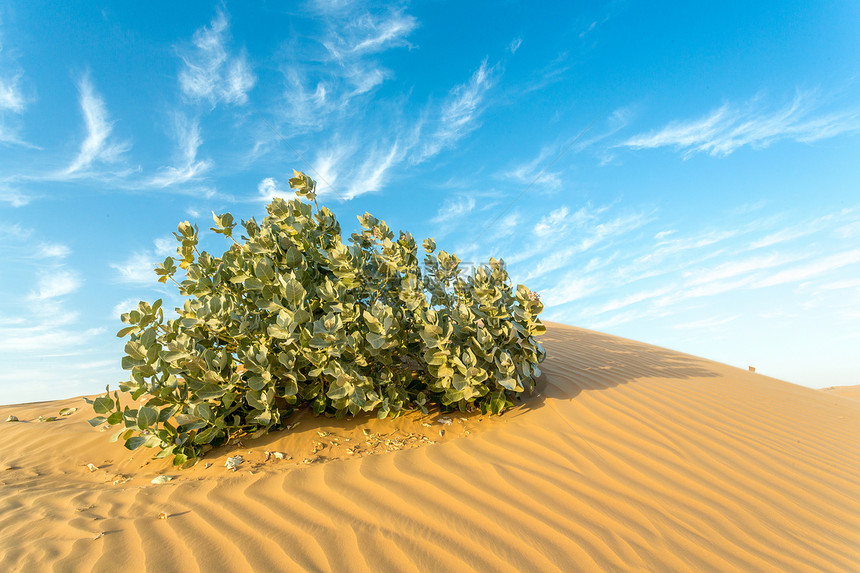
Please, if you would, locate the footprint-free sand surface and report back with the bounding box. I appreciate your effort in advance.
[2,322,859,572]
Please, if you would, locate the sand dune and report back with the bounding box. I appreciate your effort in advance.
[2,322,859,572]
[822,385,860,402]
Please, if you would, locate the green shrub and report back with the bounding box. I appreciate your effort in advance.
[88,171,546,465]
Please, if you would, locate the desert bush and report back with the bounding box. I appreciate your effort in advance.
[87,171,546,465]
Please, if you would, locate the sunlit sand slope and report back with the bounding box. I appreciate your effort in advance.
[2,322,859,572]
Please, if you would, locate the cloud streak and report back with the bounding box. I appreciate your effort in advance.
[416,59,499,161]
[65,75,130,175]
[149,114,210,187]
[621,91,860,157]
[178,9,256,107]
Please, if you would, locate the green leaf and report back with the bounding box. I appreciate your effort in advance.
[87,416,106,427]
[125,436,147,450]
[285,246,303,267]
[137,406,157,429]
[196,384,227,400]
[283,278,306,305]
[92,395,114,414]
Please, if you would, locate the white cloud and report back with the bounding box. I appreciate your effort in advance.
[344,141,402,199]
[0,73,24,113]
[509,37,522,54]
[65,74,130,175]
[673,315,740,330]
[752,249,860,288]
[621,91,860,158]
[36,243,71,259]
[534,206,569,236]
[280,6,416,130]
[178,9,256,107]
[416,59,499,161]
[503,147,563,190]
[258,177,292,202]
[541,276,600,308]
[29,270,81,300]
[111,252,157,284]
[149,114,210,187]
[0,184,29,207]
[153,236,176,258]
[432,195,476,224]
[111,297,142,318]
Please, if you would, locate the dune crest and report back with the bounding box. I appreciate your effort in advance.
[2,322,858,572]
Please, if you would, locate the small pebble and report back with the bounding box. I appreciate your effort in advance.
[151,475,174,485]
[225,455,244,471]
[86,463,99,472]
[157,512,168,520]
[5,415,18,422]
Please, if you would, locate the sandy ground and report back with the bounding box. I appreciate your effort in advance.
[1,322,858,572]
[821,384,860,401]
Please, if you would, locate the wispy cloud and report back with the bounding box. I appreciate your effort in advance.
[257,177,292,202]
[29,270,82,300]
[508,37,522,54]
[111,251,157,284]
[503,146,562,190]
[416,59,499,161]
[280,5,417,131]
[534,206,569,236]
[0,73,24,113]
[65,74,130,175]
[432,195,476,224]
[36,243,71,259]
[752,249,860,288]
[621,91,860,158]
[149,114,210,187]
[178,9,256,107]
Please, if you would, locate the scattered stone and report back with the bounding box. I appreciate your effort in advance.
[112,475,131,486]
[273,452,289,460]
[5,415,18,422]
[204,463,213,469]
[86,463,99,472]
[317,431,330,437]
[439,429,445,437]
[158,512,168,520]
[264,451,272,462]
[362,428,371,436]
[312,442,325,454]
[285,422,300,430]
[151,475,174,485]
[225,455,244,471]
[438,417,453,425]
[93,531,104,540]
[421,422,431,427]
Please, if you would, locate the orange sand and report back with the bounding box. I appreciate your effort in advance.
[1,323,858,572]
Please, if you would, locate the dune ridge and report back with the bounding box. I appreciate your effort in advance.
[2,322,859,572]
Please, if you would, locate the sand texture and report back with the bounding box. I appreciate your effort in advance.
[822,385,860,402]
[2,322,859,572]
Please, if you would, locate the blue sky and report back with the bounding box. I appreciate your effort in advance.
[1,1,859,404]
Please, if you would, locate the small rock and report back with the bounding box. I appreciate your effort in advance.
[264,451,272,462]
[5,415,18,422]
[317,431,330,437]
[438,417,453,425]
[86,463,99,472]
[204,462,213,469]
[439,429,445,437]
[225,455,244,471]
[93,531,104,540]
[285,422,299,430]
[421,422,431,427]
[151,475,174,485]
[157,512,168,520]
[272,452,289,460]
